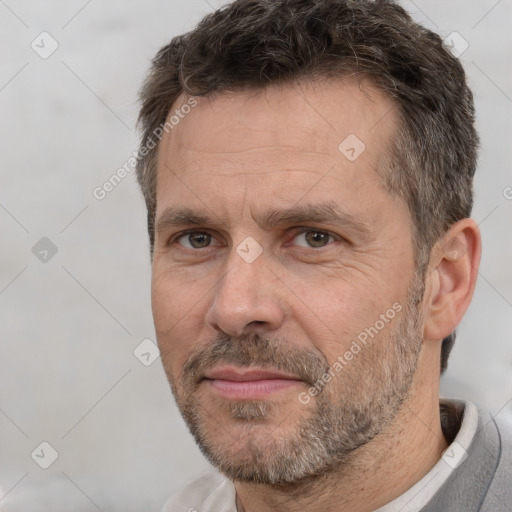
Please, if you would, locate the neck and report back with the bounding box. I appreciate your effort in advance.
[235,362,448,512]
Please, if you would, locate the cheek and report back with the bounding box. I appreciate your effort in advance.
[290,276,393,360]
[151,270,208,372]
[151,265,206,323]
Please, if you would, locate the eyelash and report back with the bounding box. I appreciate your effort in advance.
[170,228,340,250]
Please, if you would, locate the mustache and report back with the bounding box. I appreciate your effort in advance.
[181,333,329,388]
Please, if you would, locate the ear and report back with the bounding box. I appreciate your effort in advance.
[423,218,482,342]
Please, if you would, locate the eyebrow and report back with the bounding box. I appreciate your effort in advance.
[156,201,373,239]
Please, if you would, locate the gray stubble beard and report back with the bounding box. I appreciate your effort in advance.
[165,272,425,486]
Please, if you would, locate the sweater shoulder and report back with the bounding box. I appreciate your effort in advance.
[480,409,512,511]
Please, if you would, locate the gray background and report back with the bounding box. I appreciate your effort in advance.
[0,0,511,510]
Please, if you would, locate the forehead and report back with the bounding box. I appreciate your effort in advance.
[160,76,396,164]
[155,77,399,219]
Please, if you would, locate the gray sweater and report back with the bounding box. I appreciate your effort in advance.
[422,401,512,511]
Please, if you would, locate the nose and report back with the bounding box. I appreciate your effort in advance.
[205,245,285,338]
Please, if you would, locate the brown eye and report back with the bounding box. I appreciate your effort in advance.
[178,232,212,248]
[294,230,334,248]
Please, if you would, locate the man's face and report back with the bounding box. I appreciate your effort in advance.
[151,78,425,484]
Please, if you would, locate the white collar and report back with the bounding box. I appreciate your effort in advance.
[374,399,478,512]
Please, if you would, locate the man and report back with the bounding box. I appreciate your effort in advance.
[135,0,512,510]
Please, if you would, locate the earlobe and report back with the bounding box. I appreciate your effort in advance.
[423,219,482,342]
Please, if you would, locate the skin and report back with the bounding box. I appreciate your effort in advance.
[151,77,481,512]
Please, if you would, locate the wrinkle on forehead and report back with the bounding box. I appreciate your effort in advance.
[161,76,397,162]
[154,76,401,232]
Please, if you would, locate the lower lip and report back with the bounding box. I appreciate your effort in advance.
[206,379,302,399]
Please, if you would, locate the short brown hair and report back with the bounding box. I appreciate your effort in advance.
[136,0,478,370]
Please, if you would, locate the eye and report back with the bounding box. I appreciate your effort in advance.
[292,229,336,248]
[172,229,337,250]
[175,231,218,249]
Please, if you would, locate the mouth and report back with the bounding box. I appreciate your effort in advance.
[201,366,304,400]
